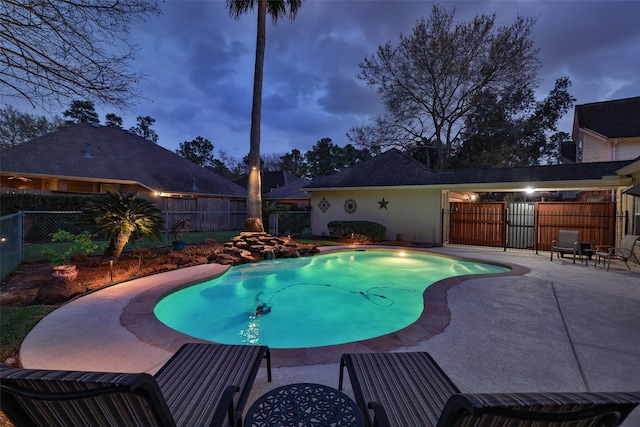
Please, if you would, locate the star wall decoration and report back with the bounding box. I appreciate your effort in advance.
[378,197,389,209]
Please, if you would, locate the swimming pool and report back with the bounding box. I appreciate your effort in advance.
[154,249,509,348]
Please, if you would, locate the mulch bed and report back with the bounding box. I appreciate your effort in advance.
[0,243,225,308]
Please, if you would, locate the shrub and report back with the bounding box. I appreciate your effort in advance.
[327,221,387,241]
[43,230,100,266]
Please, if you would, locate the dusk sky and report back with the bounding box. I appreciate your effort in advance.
[23,1,640,161]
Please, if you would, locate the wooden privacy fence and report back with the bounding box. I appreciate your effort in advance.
[156,197,247,232]
[449,202,506,247]
[448,202,618,250]
[536,202,615,251]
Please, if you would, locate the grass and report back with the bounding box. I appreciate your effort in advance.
[22,230,244,262]
[0,305,58,363]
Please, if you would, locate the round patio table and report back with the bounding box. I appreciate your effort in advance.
[244,382,363,427]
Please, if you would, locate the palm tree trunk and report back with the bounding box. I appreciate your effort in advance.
[104,230,132,260]
[245,0,266,232]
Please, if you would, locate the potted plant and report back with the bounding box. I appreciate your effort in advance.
[169,218,190,251]
[44,230,98,282]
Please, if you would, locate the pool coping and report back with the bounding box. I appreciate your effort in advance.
[121,246,529,367]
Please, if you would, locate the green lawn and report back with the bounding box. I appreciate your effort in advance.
[0,305,58,363]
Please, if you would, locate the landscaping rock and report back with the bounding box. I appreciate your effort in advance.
[34,280,87,304]
[223,232,319,262]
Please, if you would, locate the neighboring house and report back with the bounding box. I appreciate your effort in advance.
[235,170,301,195]
[304,149,636,245]
[0,123,247,210]
[263,176,311,208]
[571,96,640,163]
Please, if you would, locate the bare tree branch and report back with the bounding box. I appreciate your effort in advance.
[0,0,160,110]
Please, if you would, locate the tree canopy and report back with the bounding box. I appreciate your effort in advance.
[0,105,63,149]
[349,5,549,169]
[63,100,99,124]
[304,138,371,178]
[129,116,159,143]
[177,136,216,168]
[449,77,575,168]
[105,113,124,128]
[1,0,160,110]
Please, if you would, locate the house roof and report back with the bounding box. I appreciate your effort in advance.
[1,123,246,197]
[306,149,433,188]
[574,96,640,139]
[305,148,634,191]
[235,170,300,195]
[263,177,311,200]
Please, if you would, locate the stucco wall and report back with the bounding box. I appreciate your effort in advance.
[310,187,443,244]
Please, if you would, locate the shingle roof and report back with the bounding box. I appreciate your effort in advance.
[305,148,633,189]
[1,123,246,197]
[575,96,640,138]
[263,177,311,200]
[306,149,432,188]
[235,170,300,195]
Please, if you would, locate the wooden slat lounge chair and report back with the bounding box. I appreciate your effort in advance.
[339,352,640,427]
[0,343,271,427]
[550,230,580,263]
[594,234,640,271]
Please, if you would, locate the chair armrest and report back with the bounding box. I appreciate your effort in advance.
[595,245,613,254]
[613,248,632,257]
[368,401,392,427]
[210,385,239,427]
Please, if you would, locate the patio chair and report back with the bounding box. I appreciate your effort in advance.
[339,352,640,427]
[550,230,580,263]
[0,343,271,427]
[594,234,640,271]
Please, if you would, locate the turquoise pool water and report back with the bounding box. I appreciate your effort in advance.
[154,250,509,348]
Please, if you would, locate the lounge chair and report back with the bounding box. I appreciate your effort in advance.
[339,352,640,427]
[0,343,271,427]
[594,234,640,271]
[550,230,580,263]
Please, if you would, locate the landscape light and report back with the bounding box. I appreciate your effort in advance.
[108,256,116,282]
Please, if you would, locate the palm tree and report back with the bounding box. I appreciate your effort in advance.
[225,0,303,232]
[82,191,163,260]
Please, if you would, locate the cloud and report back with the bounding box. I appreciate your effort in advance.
[16,0,638,161]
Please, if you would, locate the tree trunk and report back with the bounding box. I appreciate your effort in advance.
[245,0,266,232]
[103,230,132,261]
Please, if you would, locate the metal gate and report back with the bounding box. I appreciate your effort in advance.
[507,202,535,249]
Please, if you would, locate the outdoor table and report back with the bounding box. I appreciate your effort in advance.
[579,241,595,265]
[244,382,364,427]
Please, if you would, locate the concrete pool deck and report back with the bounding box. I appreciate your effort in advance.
[19,245,640,424]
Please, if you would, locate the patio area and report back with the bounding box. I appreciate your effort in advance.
[19,245,640,425]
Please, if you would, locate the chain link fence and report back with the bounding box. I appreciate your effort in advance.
[267,211,311,237]
[0,210,246,280]
[0,212,23,279]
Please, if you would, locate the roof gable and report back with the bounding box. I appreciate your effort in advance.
[263,177,311,200]
[575,96,640,139]
[1,123,246,197]
[306,148,432,188]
